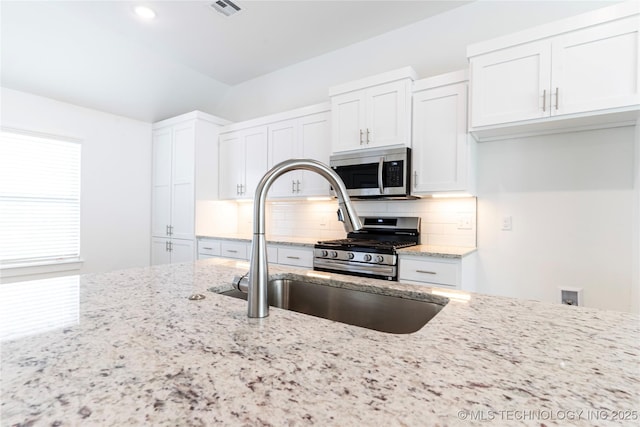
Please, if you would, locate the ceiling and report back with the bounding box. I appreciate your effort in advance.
[1,0,472,122]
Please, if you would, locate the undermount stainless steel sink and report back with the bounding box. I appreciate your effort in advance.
[219,279,447,334]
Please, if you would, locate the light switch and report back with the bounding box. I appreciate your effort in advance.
[501,216,512,231]
[457,214,472,230]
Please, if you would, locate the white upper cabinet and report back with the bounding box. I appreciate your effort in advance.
[268,119,299,198]
[551,17,639,116]
[297,112,331,196]
[152,122,195,240]
[151,111,229,265]
[219,126,268,200]
[267,112,332,198]
[469,41,551,127]
[412,71,474,195]
[219,104,331,200]
[330,67,416,153]
[468,1,640,140]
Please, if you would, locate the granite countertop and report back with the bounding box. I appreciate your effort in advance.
[197,234,318,247]
[2,259,639,426]
[198,234,477,257]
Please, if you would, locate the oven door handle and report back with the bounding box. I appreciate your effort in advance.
[378,157,384,195]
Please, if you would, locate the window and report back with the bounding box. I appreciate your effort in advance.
[0,129,81,269]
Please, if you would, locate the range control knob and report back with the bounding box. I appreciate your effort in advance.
[363,254,372,262]
[347,252,355,260]
[330,251,339,258]
[321,250,328,257]
[375,255,384,263]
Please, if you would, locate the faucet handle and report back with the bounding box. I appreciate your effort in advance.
[336,208,345,223]
[232,274,249,293]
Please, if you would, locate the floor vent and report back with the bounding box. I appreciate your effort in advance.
[209,0,241,17]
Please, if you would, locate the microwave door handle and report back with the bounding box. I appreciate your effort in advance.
[378,157,384,194]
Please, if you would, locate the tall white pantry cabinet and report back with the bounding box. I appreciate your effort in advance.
[151,111,229,265]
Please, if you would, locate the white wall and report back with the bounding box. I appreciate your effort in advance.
[216,0,615,121]
[0,88,152,280]
[199,198,476,248]
[475,126,636,312]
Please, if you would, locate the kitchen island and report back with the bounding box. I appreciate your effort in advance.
[1,258,638,426]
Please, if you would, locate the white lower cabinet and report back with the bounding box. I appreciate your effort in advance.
[197,238,312,268]
[220,241,249,260]
[197,238,249,261]
[274,246,313,268]
[152,238,195,265]
[398,254,476,291]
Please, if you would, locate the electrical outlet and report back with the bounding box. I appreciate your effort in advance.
[457,214,472,230]
[501,216,512,231]
[560,288,583,306]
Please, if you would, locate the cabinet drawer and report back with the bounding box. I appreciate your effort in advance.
[267,246,278,263]
[277,247,313,268]
[220,242,248,260]
[197,240,221,256]
[399,258,459,286]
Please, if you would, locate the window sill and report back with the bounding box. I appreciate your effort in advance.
[0,258,84,279]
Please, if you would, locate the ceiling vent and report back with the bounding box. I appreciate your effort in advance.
[209,0,241,17]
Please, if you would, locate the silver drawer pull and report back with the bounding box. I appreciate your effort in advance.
[416,270,437,275]
[286,256,300,260]
[202,247,213,250]
[226,250,238,253]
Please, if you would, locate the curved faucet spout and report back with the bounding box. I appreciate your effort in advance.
[247,159,362,318]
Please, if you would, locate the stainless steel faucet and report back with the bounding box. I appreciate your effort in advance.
[246,159,362,318]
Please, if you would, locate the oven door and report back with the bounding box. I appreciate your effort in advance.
[330,147,410,197]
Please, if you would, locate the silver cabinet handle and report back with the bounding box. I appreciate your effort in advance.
[413,171,418,188]
[202,247,213,250]
[286,256,300,260]
[359,129,364,145]
[416,270,437,275]
[166,225,170,236]
[168,225,173,236]
[226,249,238,253]
[165,241,169,252]
[236,184,240,195]
[292,180,296,193]
[296,180,301,193]
[555,87,559,110]
[366,128,370,144]
[240,184,245,195]
[542,89,546,112]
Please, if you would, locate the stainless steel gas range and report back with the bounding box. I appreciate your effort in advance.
[313,216,420,281]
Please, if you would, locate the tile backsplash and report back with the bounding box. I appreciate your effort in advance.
[197,197,477,247]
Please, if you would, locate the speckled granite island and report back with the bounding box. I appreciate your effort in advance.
[2,259,639,426]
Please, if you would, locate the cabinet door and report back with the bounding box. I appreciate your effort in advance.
[243,127,268,199]
[218,132,245,199]
[470,40,551,127]
[170,238,195,263]
[331,90,366,152]
[151,238,171,265]
[366,80,410,148]
[299,112,331,196]
[151,129,172,238]
[399,256,460,288]
[170,123,195,240]
[412,83,468,193]
[268,119,299,198]
[551,16,640,116]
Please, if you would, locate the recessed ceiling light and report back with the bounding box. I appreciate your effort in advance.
[134,6,156,20]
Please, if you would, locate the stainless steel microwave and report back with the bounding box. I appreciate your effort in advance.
[330,147,412,198]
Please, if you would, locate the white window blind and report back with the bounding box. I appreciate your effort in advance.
[0,130,81,266]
